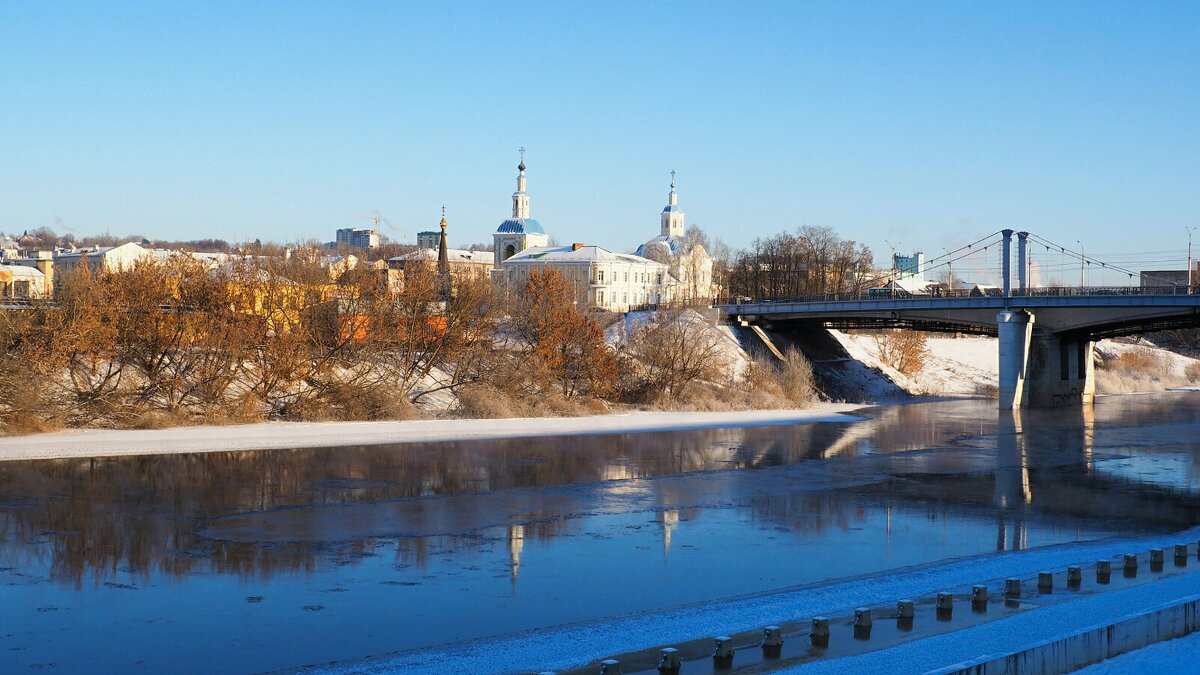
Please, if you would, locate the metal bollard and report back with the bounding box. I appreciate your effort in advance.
[1150,548,1164,571]
[600,659,622,675]
[1004,578,1021,597]
[1038,571,1053,592]
[658,648,681,675]
[936,592,953,620]
[713,635,734,665]
[1067,565,1082,588]
[853,607,872,640]
[810,617,830,647]
[762,625,783,657]
[1097,559,1112,584]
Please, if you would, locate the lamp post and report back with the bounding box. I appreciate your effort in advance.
[885,239,901,297]
[1076,240,1085,287]
[1188,227,1196,287]
[942,247,954,294]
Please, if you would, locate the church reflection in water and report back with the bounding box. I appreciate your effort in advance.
[1,395,1199,589]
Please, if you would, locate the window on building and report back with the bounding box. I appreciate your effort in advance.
[657,273,663,284]
[598,270,604,282]
[598,291,605,305]
[623,293,628,304]
[624,272,628,282]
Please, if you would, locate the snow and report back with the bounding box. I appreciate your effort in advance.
[784,574,1200,674]
[318,527,1200,675]
[1072,630,1200,674]
[0,403,865,462]
[829,331,1200,400]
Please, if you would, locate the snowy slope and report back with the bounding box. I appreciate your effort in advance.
[830,331,1200,399]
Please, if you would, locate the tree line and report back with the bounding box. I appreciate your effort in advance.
[0,251,816,433]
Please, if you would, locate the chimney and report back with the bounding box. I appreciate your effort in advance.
[572,243,585,251]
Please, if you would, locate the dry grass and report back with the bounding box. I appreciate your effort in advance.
[872,330,929,376]
[1187,362,1200,382]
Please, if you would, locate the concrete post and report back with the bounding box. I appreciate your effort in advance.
[811,617,830,647]
[997,311,1034,408]
[761,625,782,657]
[658,648,682,674]
[713,636,734,663]
[1002,229,1014,299]
[600,659,622,675]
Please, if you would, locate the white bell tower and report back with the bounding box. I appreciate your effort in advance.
[661,170,685,238]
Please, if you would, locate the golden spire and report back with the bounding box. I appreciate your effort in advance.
[440,205,447,230]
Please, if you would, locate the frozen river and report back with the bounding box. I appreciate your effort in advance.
[3,394,1200,673]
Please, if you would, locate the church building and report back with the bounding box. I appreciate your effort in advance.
[635,173,715,301]
[493,152,549,267]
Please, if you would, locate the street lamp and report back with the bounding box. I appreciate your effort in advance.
[883,239,902,296]
[1187,227,1196,287]
[942,247,954,293]
[1076,240,1085,287]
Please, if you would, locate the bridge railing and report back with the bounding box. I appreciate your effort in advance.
[716,285,1200,306]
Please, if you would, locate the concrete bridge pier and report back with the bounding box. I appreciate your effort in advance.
[997,310,1034,408]
[1027,331,1096,407]
[996,309,1096,408]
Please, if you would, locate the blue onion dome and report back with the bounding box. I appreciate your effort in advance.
[497,218,545,234]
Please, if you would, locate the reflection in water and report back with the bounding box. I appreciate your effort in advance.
[3,394,1200,673]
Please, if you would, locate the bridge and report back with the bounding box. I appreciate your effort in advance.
[720,230,1200,408]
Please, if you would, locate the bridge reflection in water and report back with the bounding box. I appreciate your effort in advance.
[1,395,1199,672]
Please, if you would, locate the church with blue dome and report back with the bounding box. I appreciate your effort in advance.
[493,152,549,267]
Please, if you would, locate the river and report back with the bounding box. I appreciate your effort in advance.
[3,393,1200,673]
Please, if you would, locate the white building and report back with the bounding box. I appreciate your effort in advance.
[500,243,670,312]
[493,154,549,267]
[0,263,47,299]
[635,173,715,301]
[54,242,151,276]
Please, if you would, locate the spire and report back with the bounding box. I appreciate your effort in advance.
[437,206,450,293]
[661,170,685,237]
[512,148,530,219]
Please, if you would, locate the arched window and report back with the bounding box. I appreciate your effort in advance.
[503,244,516,260]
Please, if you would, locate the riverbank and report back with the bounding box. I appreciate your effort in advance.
[0,403,868,462]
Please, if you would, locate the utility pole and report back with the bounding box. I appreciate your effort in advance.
[1076,240,1085,287]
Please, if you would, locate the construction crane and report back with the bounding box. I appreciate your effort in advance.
[361,210,405,242]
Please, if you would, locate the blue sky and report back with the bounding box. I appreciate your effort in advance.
[1,1,1197,283]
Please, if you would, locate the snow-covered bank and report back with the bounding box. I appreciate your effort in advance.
[829,331,1200,399]
[318,527,1200,675]
[0,403,866,462]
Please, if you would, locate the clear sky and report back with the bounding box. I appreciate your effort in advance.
[2,1,1197,283]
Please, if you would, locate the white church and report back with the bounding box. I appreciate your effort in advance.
[492,155,714,311]
[635,171,715,301]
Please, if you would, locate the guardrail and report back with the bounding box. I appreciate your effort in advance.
[716,285,1200,306]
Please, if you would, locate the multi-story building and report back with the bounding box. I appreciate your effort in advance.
[500,243,670,312]
[416,231,441,250]
[335,228,380,250]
